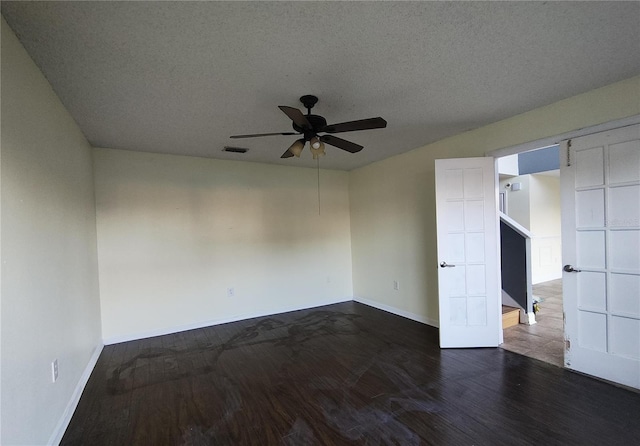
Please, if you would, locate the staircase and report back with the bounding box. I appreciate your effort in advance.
[502,305,520,329]
[500,213,534,325]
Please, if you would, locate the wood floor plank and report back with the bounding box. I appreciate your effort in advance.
[61,302,640,445]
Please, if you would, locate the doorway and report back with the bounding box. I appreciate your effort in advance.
[436,116,639,388]
[496,146,565,366]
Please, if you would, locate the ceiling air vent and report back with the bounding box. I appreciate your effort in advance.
[223,146,249,154]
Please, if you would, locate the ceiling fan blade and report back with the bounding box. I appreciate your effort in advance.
[281,139,305,158]
[323,117,387,133]
[230,132,300,139]
[278,106,312,129]
[280,149,294,158]
[320,135,363,153]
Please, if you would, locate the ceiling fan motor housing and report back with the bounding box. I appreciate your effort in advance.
[293,114,327,139]
[295,95,326,140]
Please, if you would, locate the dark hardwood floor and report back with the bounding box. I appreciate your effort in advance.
[61,302,640,445]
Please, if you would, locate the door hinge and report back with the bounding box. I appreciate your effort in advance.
[566,139,572,166]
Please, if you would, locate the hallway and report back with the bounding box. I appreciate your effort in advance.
[501,279,564,367]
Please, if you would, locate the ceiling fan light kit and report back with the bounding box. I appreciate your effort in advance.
[310,136,321,149]
[310,142,326,160]
[289,139,305,158]
[230,95,387,160]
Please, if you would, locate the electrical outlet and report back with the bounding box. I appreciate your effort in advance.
[51,359,58,383]
[227,287,235,297]
[393,280,400,291]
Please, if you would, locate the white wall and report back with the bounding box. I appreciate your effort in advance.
[498,154,519,176]
[1,18,102,445]
[94,148,353,342]
[350,76,640,326]
[500,173,562,284]
[500,175,531,229]
[529,174,562,283]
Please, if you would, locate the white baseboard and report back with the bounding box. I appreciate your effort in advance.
[103,296,353,345]
[48,342,104,446]
[353,295,439,328]
[520,310,537,325]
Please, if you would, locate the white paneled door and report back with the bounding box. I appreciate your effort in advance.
[561,124,640,389]
[435,158,501,348]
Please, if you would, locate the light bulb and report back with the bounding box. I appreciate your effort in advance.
[310,136,321,149]
[311,141,326,160]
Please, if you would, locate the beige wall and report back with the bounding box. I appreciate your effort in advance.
[530,174,561,237]
[2,9,639,439]
[1,18,102,445]
[94,149,353,342]
[350,76,640,325]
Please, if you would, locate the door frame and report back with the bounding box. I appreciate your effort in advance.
[487,115,640,160]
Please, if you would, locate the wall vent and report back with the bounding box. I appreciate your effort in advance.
[223,146,249,154]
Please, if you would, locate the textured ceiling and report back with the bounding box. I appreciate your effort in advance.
[2,1,639,170]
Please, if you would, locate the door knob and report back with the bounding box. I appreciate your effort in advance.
[440,261,456,268]
[563,265,581,273]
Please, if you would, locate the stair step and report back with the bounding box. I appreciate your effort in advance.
[502,305,520,329]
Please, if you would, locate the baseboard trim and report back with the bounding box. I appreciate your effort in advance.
[103,296,353,345]
[353,296,439,328]
[520,310,537,325]
[48,342,104,446]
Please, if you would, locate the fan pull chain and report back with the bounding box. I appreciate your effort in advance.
[317,157,321,216]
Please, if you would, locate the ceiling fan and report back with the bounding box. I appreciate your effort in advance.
[230,95,387,159]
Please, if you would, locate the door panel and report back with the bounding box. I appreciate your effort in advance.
[562,124,640,389]
[435,157,501,348]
